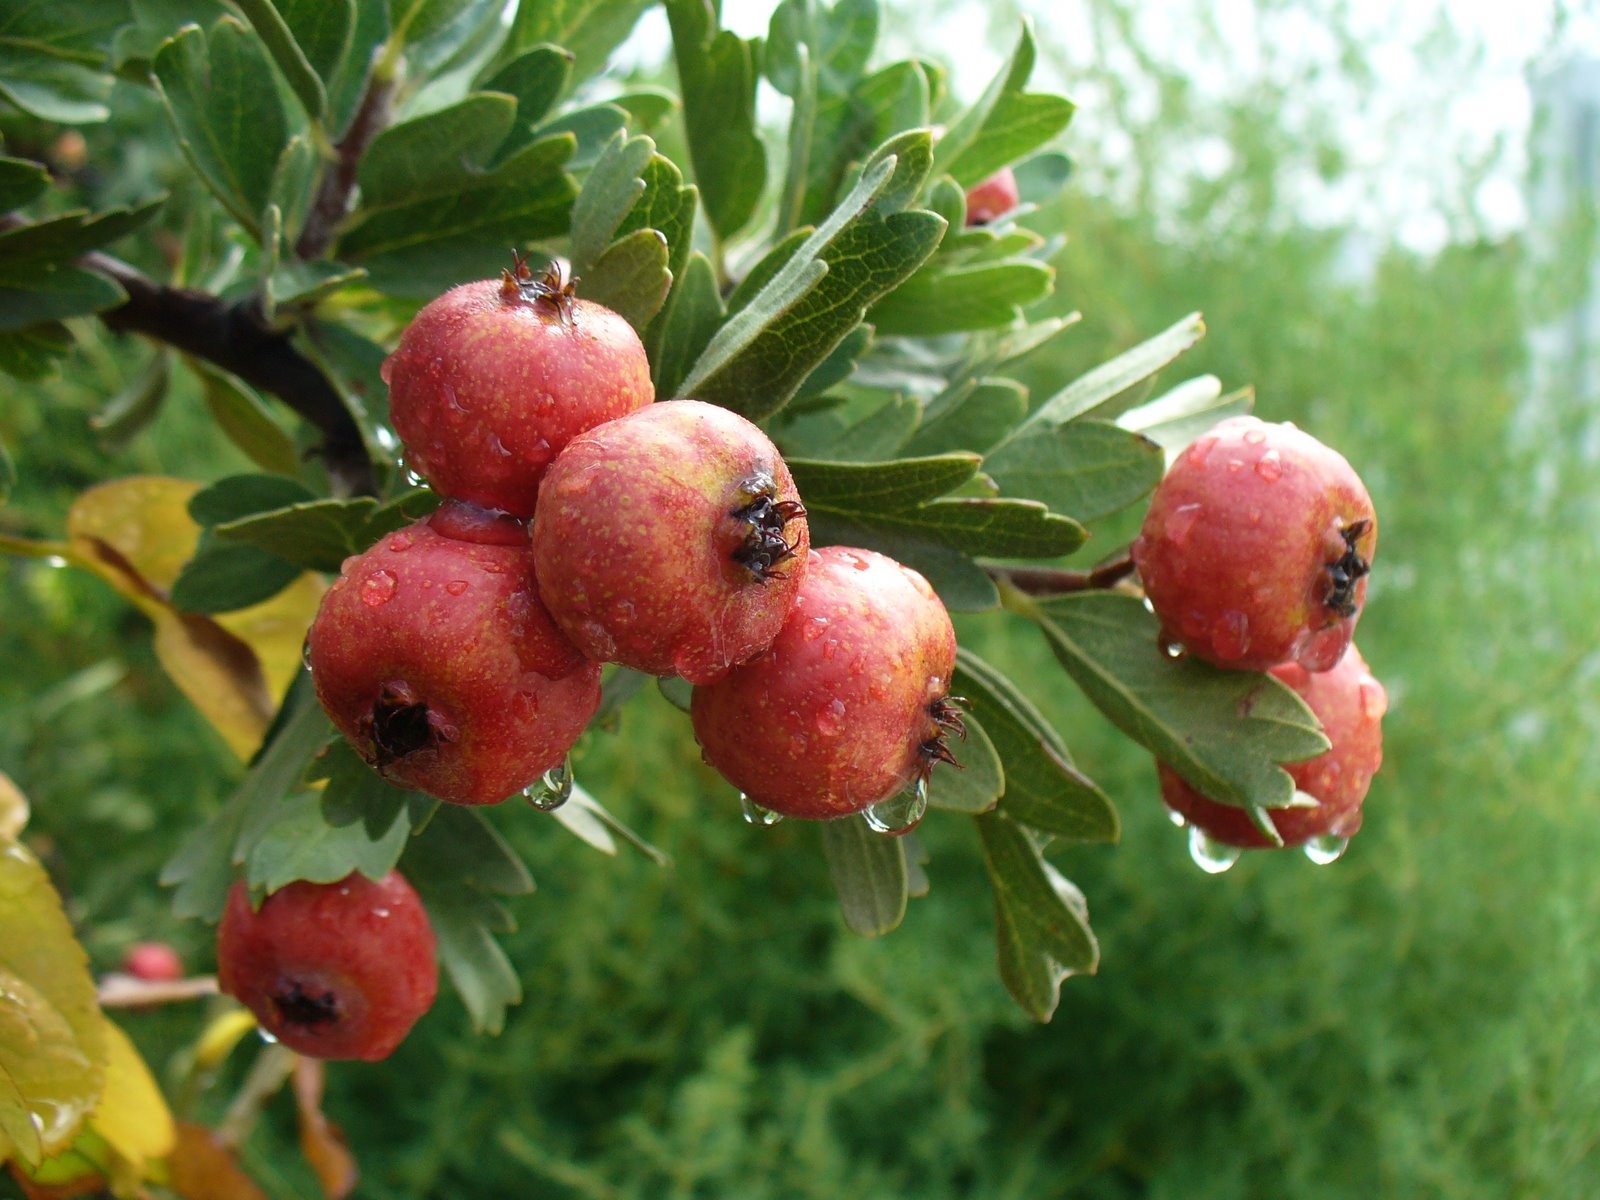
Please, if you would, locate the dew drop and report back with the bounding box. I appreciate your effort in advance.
[404,468,427,488]
[301,638,314,670]
[1303,834,1350,865]
[1165,502,1202,546]
[379,354,395,385]
[388,532,414,553]
[528,438,553,465]
[863,777,929,837]
[1161,638,1187,660]
[1254,449,1283,482]
[1242,426,1266,446]
[740,794,785,827]
[445,579,469,596]
[45,555,69,569]
[1209,610,1251,661]
[1186,434,1219,464]
[814,697,847,736]
[1226,458,1246,473]
[257,1027,280,1045]
[802,615,830,640]
[1359,677,1389,720]
[487,433,513,459]
[1188,826,1242,874]
[1167,807,1187,827]
[523,757,575,811]
[442,382,468,413]
[360,570,398,607]
[373,907,391,919]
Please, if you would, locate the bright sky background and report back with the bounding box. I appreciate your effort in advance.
[634,0,1600,254]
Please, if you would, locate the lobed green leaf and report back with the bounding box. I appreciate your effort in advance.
[819,816,908,937]
[925,714,1003,814]
[984,418,1164,524]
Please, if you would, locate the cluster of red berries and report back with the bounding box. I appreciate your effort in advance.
[219,258,965,1059]
[1132,415,1388,868]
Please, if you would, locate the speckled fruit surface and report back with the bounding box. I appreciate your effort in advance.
[384,262,653,518]
[964,166,1019,224]
[307,501,601,805]
[217,871,436,1061]
[1133,415,1377,672]
[532,400,809,685]
[690,545,962,820]
[1160,643,1388,848]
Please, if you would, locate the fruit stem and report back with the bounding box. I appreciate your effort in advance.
[216,1042,296,1149]
[984,551,1137,597]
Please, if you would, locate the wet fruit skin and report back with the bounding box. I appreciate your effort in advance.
[1161,643,1387,848]
[964,167,1020,225]
[690,545,962,820]
[123,941,183,982]
[307,500,601,805]
[532,399,810,685]
[384,261,654,519]
[217,872,437,1061]
[1133,415,1377,672]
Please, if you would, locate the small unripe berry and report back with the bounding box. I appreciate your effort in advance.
[216,871,437,1061]
[123,941,183,982]
[964,167,1019,224]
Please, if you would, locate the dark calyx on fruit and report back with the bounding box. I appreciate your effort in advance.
[368,682,444,768]
[731,479,807,581]
[918,695,969,775]
[500,251,577,325]
[272,979,341,1029]
[1325,519,1372,618]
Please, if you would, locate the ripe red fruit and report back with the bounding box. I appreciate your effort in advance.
[690,545,963,821]
[217,871,436,1061]
[1161,643,1387,849]
[383,257,654,518]
[123,941,183,982]
[964,167,1019,225]
[307,500,601,805]
[532,399,810,685]
[1132,415,1377,672]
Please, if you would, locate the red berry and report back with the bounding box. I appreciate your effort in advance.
[307,500,601,805]
[217,871,436,1061]
[690,546,963,821]
[532,400,810,685]
[964,167,1019,225]
[123,941,183,982]
[1161,643,1387,849]
[1133,415,1377,672]
[383,258,654,518]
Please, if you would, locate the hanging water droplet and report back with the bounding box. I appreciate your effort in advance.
[301,638,314,670]
[1188,826,1241,874]
[739,794,785,826]
[257,1027,279,1045]
[1167,807,1187,827]
[360,570,398,607]
[863,777,929,836]
[404,468,426,487]
[523,757,575,811]
[1303,834,1350,865]
[45,555,69,569]
[1162,638,1187,659]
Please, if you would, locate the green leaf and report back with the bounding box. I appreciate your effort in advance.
[1028,592,1330,814]
[819,816,908,936]
[0,270,124,331]
[338,133,577,296]
[1116,377,1254,452]
[666,0,765,240]
[614,153,697,293]
[788,452,980,509]
[190,361,301,476]
[953,648,1117,841]
[674,149,944,419]
[90,350,170,449]
[232,0,326,118]
[305,738,413,841]
[503,0,652,90]
[1021,311,1206,428]
[904,378,1029,456]
[387,0,504,75]
[869,258,1054,336]
[805,512,998,611]
[402,806,534,1035]
[570,130,654,276]
[275,0,354,85]
[766,0,877,98]
[265,136,319,264]
[0,200,166,277]
[188,473,318,526]
[0,439,13,504]
[245,789,410,893]
[984,419,1164,523]
[213,497,382,573]
[0,3,120,123]
[170,534,302,614]
[925,713,1002,813]
[795,323,870,401]
[976,810,1098,1022]
[356,93,517,208]
[531,102,627,170]
[776,392,918,461]
[933,21,1075,188]
[162,683,333,921]
[478,43,572,159]
[0,323,73,381]
[646,250,723,398]
[0,156,50,210]
[579,229,671,334]
[151,18,290,241]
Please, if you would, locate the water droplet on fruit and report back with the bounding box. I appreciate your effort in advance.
[803,615,830,640]
[388,532,414,553]
[528,438,553,466]
[1186,434,1218,464]
[404,468,427,487]
[1254,449,1283,482]
[257,1027,280,1045]
[1167,807,1187,827]
[442,382,468,413]
[523,757,575,811]
[1359,677,1389,720]
[815,697,847,735]
[301,638,314,670]
[1161,639,1186,659]
[374,907,391,918]
[1226,458,1246,473]
[863,777,929,836]
[1243,426,1266,445]
[360,570,398,607]
[1142,596,1156,613]
[1188,827,1241,874]
[1210,611,1251,660]
[1303,834,1350,865]
[843,552,871,571]
[487,433,512,459]
[1165,502,1202,546]
[379,354,394,384]
[822,639,838,660]
[740,794,785,826]
[446,579,469,596]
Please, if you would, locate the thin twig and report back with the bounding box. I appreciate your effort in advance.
[984,550,1138,596]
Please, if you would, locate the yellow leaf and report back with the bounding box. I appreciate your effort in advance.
[89,1018,175,1170]
[65,477,325,760]
[0,772,28,840]
[165,1121,269,1200]
[0,841,107,1168]
[292,1058,357,1200]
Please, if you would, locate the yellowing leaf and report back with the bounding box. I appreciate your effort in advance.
[90,1018,175,1171]
[0,772,28,840]
[65,477,325,759]
[166,1121,270,1200]
[293,1058,357,1200]
[0,841,107,1168]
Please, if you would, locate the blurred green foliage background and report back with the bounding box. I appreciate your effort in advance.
[4,1,1598,1196]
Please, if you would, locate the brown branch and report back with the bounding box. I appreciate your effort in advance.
[295,62,397,260]
[985,550,1138,596]
[85,249,376,496]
